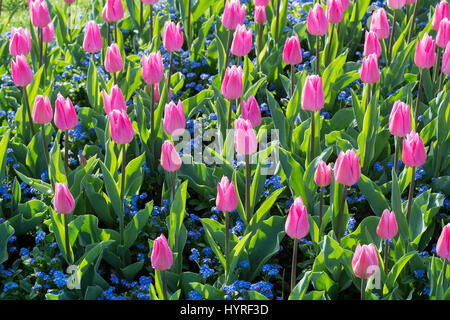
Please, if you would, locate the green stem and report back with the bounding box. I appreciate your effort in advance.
[414,68,424,129]
[225,211,230,280]
[443,259,448,289]
[245,154,251,222]
[361,278,365,300]
[223,29,233,80]
[187,0,192,45]
[326,24,335,66]
[275,0,281,44]
[64,213,73,264]
[439,72,445,92]
[140,1,143,31]
[41,125,49,168]
[120,144,126,246]
[21,87,35,137]
[150,84,155,135]
[150,5,153,41]
[68,4,71,39]
[336,185,348,241]
[387,9,396,66]
[290,238,298,292]
[161,270,168,300]
[171,171,176,203]
[407,0,419,44]
[257,23,263,64]
[433,47,442,84]
[405,166,415,224]
[115,22,118,44]
[107,22,111,46]
[316,35,320,76]
[39,27,43,69]
[227,99,233,130]
[167,51,174,101]
[64,129,69,177]
[394,136,400,175]
[310,111,315,163]
[290,64,295,97]
[113,72,117,84]
[384,240,389,273]
[319,187,324,228]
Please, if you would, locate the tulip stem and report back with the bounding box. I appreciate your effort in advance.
[414,68,424,129]
[161,270,168,300]
[290,238,298,292]
[187,0,192,46]
[114,22,118,44]
[64,129,69,177]
[167,51,174,101]
[171,171,176,203]
[245,154,251,222]
[68,4,71,39]
[39,27,43,69]
[405,166,415,225]
[433,47,442,85]
[316,35,320,76]
[149,84,155,135]
[120,144,127,246]
[113,72,117,84]
[41,125,50,168]
[150,5,153,42]
[319,187,324,228]
[443,259,448,289]
[407,0,419,44]
[336,185,347,241]
[64,213,73,265]
[310,111,315,163]
[394,136,400,175]
[361,278,365,300]
[275,0,281,44]
[107,23,111,46]
[384,240,389,273]
[439,72,445,92]
[223,29,233,80]
[44,43,48,83]
[387,9,396,66]
[140,1,143,32]
[21,87,35,137]
[257,23,263,66]
[325,24,335,67]
[290,64,295,97]
[225,211,230,280]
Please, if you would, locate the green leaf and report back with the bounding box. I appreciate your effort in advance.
[0,221,15,264]
[357,174,390,216]
[99,161,122,220]
[289,271,313,300]
[383,251,416,294]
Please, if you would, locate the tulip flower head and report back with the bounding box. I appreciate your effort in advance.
[234,118,258,155]
[9,27,31,57]
[29,0,52,28]
[162,21,184,52]
[163,100,186,136]
[32,95,53,124]
[352,243,379,279]
[433,0,450,31]
[436,223,450,261]
[301,75,325,111]
[376,209,398,240]
[241,95,262,128]
[370,8,390,39]
[402,130,427,168]
[414,33,436,69]
[231,24,253,57]
[387,0,405,10]
[151,234,173,271]
[442,42,450,74]
[389,101,411,137]
[42,22,54,43]
[142,51,164,85]
[285,196,309,240]
[11,55,33,87]
[54,183,75,215]
[254,0,269,5]
[102,85,127,115]
[314,159,332,187]
[326,0,343,24]
[254,5,267,24]
[334,149,361,186]
[307,4,329,36]
[103,0,124,22]
[109,109,134,145]
[216,176,238,213]
[363,31,381,58]
[221,65,243,100]
[283,34,302,65]
[105,43,124,74]
[83,21,103,53]
[54,93,78,131]
[161,140,182,172]
[437,18,450,48]
[360,53,380,84]
[222,0,246,30]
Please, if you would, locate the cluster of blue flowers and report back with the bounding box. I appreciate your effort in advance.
[222,280,276,300]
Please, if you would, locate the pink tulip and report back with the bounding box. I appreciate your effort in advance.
[433,0,450,31]
[151,234,173,271]
[162,21,184,52]
[231,24,253,57]
[387,0,405,9]
[389,101,411,137]
[254,5,267,24]
[222,0,246,30]
[326,0,343,24]
[102,6,112,23]
[376,209,398,240]
[442,42,450,75]
[241,95,262,128]
[161,140,182,172]
[363,31,381,58]
[216,176,238,212]
[402,130,426,168]
[414,33,436,69]
[253,0,269,5]
[360,53,379,84]
[285,196,309,240]
[437,223,450,261]
[102,85,127,115]
[283,34,302,65]
[307,4,329,36]
[54,93,77,131]
[29,0,52,28]
[301,75,325,111]
[142,51,163,85]
[32,95,53,124]
[340,0,350,11]
[370,8,390,39]
[63,0,76,3]
[142,0,159,4]
[105,43,123,74]
[109,109,134,145]
[9,27,31,57]
[103,0,124,22]
[83,21,103,53]
[334,149,361,186]
[314,159,332,187]
[222,65,243,100]
[164,100,186,136]
[437,18,450,48]
[352,243,379,279]
[11,55,33,87]
[234,117,258,155]
[42,22,54,43]
[54,182,75,214]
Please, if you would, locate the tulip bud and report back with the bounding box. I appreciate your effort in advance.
[241,95,262,128]
[102,85,127,115]
[326,0,343,24]
[360,53,380,84]
[334,149,361,186]
[387,0,405,10]
[254,5,267,24]
[285,197,309,240]
[414,33,436,69]
[437,223,450,261]
[301,75,325,111]
[433,0,450,31]
[363,31,381,58]
[151,234,173,271]
[9,27,31,57]
[283,34,302,65]
[314,159,332,187]
[253,0,269,5]
[29,0,52,28]
[109,109,134,145]
[352,243,379,279]
[389,101,411,137]
[163,21,184,52]
[163,100,186,136]
[83,21,103,53]
[376,209,398,240]
[231,24,253,57]
[442,42,450,75]
[32,95,53,124]
[103,0,124,22]
[216,176,238,212]
[402,130,427,168]
[222,0,246,30]
[234,117,258,155]
[54,182,75,214]
[42,22,54,43]
[307,4,329,36]
[105,43,123,74]
[340,0,350,11]
[222,65,243,100]
[161,140,182,172]
[54,93,77,131]
[437,18,450,48]
[142,51,163,85]
[11,55,33,87]
[370,8,390,39]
